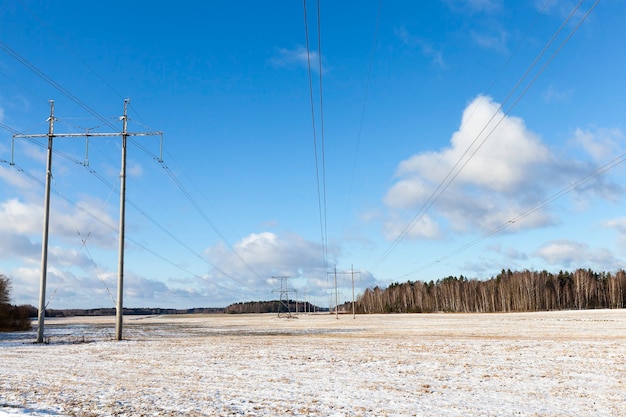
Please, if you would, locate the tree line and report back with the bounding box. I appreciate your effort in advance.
[225,300,324,314]
[354,269,626,314]
[44,307,224,317]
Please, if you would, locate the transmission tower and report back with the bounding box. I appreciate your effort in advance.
[273,276,292,318]
[13,99,162,342]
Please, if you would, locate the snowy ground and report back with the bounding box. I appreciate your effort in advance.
[1,310,625,416]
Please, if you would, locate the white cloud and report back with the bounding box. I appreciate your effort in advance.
[7,263,215,309]
[0,198,42,234]
[604,217,626,234]
[0,196,118,248]
[382,95,626,242]
[204,231,330,292]
[0,165,38,191]
[269,45,320,71]
[604,217,626,247]
[384,95,556,238]
[395,95,550,193]
[535,240,620,269]
[383,213,441,240]
[571,127,624,163]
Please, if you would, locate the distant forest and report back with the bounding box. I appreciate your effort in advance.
[353,268,626,314]
[224,300,325,314]
[43,307,224,317]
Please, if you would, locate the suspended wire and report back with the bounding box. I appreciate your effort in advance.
[0,40,119,132]
[371,0,591,270]
[17,0,125,104]
[304,0,329,277]
[316,0,329,272]
[343,0,382,232]
[0,121,21,135]
[19,0,151,128]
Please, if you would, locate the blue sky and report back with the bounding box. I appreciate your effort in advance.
[1,0,625,309]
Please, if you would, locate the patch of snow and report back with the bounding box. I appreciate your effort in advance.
[1,311,625,416]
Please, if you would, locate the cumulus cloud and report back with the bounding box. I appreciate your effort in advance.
[384,95,559,238]
[383,212,440,241]
[204,232,328,286]
[382,95,626,244]
[0,197,118,249]
[535,240,620,269]
[0,198,42,234]
[8,263,214,309]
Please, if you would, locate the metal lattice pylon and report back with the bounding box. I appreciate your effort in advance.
[273,276,292,318]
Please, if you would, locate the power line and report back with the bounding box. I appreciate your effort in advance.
[304,0,329,277]
[0,40,118,132]
[316,0,329,276]
[343,0,382,233]
[17,0,126,103]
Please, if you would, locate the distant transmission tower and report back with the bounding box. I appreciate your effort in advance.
[273,276,292,318]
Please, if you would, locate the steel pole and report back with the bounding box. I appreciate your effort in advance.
[115,99,129,341]
[36,101,55,344]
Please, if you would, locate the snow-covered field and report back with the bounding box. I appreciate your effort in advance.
[1,310,625,416]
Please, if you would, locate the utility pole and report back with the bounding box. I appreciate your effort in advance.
[13,99,161,342]
[34,100,55,344]
[351,265,355,319]
[115,99,129,341]
[334,266,338,319]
